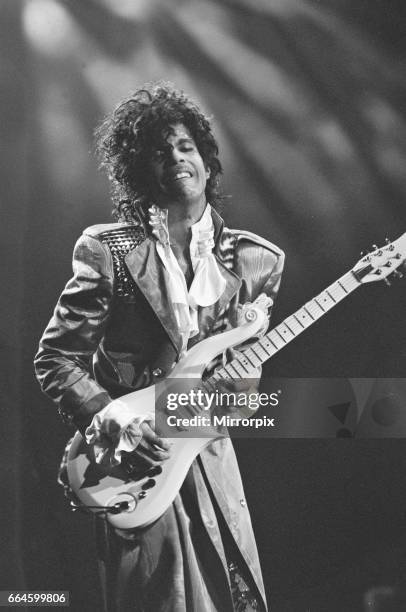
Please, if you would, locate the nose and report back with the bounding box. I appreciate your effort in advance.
[164,146,184,166]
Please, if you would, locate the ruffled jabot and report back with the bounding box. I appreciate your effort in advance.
[149,203,226,353]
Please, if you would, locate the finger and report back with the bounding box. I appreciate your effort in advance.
[141,422,171,451]
[215,379,235,393]
[137,439,171,461]
[216,379,259,393]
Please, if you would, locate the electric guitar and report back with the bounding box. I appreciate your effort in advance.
[67,234,406,528]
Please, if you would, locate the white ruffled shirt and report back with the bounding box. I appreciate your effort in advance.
[85,203,226,465]
[152,203,226,353]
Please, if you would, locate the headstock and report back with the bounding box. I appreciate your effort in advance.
[352,233,406,284]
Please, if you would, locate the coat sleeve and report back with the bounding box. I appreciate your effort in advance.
[34,232,114,434]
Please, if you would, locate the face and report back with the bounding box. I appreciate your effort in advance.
[148,123,210,208]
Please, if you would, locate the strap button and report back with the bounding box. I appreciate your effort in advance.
[152,367,164,378]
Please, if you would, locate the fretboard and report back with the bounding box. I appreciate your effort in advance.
[205,270,360,387]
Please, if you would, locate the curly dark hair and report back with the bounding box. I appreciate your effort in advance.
[95,82,224,223]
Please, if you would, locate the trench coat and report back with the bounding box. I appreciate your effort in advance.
[34,208,284,612]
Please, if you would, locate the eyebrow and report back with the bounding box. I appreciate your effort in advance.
[176,137,195,145]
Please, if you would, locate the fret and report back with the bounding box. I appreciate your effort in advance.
[233,362,247,377]
[251,342,270,361]
[241,348,262,369]
[293,313,305,328]
[284,315,302,334]
[224,362,243,379]
[268,330,287,348]
[328,283,346,300]
[284,315,302,336]
[259,335,279,354]
[315,292,336,310]
[326,289,336,303]
[326,275,359,302]
[275,323,295,340]
[235,353,253,374]
[309,298,325,316]
[212,368,228,381]
[338,273,358,294]
[303,304,316,320]
[337,280,348,294]
[302,304,321,321]
[293,308,313,327]
[347,274,361,291]
[314,297,326,312]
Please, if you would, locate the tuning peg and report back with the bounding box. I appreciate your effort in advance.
[393,270,404,279]
[384,278,392,286]
[371,244,384,256]
[385,237,391,244]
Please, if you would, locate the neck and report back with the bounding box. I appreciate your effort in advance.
[166,198,207,248]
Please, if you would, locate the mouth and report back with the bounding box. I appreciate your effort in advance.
[165,170,193,183]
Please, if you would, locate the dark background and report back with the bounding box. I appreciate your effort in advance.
[1,0,406,610]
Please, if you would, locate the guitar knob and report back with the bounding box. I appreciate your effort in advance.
[142,479,156,490]
[245,309,257,322]
[147,465,163,477]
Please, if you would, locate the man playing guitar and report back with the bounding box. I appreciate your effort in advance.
[35,83,284,612]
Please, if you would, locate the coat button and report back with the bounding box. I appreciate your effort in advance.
[152,367,164,378]
[240,499,246,507]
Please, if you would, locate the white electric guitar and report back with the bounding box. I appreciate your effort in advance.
[67,235,406,529]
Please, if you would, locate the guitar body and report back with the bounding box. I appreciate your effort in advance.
[67,307,266,529]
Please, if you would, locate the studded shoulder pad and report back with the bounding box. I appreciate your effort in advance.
[85,223,146,298]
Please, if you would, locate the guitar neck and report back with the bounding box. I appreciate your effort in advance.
[206,270,360,386]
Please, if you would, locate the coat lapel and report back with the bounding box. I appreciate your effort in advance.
[125,238,183,355]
